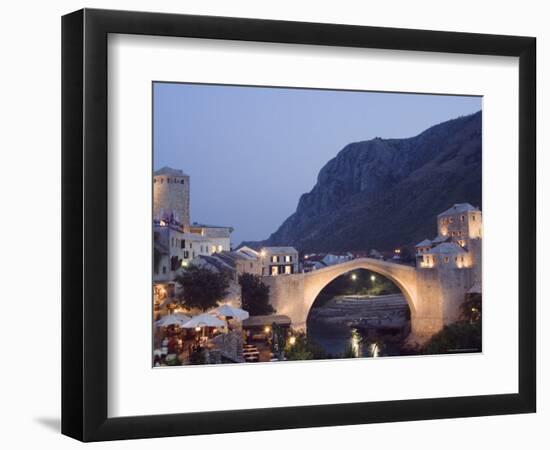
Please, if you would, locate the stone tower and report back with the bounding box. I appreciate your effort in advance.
[153,167,190,230]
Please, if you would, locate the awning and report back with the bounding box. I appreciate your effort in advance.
[242,314,291,328]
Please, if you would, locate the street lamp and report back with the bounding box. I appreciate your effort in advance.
[370,275,376,282]
[351,273,357,281]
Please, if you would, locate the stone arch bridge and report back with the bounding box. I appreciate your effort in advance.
[261,257,475,340]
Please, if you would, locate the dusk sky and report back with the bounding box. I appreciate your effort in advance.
[153,83,481,245]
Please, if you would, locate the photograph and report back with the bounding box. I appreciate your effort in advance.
[152,82,483,366]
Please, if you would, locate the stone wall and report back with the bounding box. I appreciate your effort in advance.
[153,173,190,229]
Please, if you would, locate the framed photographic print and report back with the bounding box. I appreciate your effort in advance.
[62,8,536,442]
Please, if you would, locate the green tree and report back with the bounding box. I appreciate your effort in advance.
[460,293,482,323]
[238,273,274,316]
[285,332,327,361]
[175,265,229,311]
[422,321,481,355]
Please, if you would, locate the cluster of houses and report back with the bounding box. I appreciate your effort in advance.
[152,167,300,310]
[415,203,482,276]
[153,166,483,313]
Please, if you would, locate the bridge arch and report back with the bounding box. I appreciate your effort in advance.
[263,258,420,332]
[301,258,418,328]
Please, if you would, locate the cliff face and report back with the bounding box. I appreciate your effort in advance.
[249,111,482,253]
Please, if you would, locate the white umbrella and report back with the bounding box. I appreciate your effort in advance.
[210,304,249,321]
[155,313,190,327]
[181,313,226,329]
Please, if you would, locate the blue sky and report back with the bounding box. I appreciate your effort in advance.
[153,83,481,245]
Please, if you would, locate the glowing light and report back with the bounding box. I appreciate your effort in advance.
[351,274,357,281]
[304,255,309,259]
[181,261,188,267]
[288,336,296,346]
[350,330,360,357]
[370,275,376,282]
[370,343,379,358]
[264,326,271,333]
[394,248,401,254]
[260,250,266,257]
[195,327,201,332]
[160,220,167,227]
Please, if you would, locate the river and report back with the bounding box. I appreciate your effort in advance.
[307,293,410,358]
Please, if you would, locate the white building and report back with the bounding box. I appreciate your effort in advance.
[321,253,353,266]
[153,223,214,282]
[190,223,232,254]
[153,167,234,287]
[415,203,482,274]
[235,246,299,276]
[260,246,299,276]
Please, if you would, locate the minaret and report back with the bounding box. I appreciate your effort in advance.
[153,167,190,231]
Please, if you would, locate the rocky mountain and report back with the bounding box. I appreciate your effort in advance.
[247,111,482,253]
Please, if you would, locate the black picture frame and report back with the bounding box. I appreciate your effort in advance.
[62,8,536,442]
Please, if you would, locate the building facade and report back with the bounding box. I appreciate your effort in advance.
[260,246,299,276]
[189,223,232,254]
[153,167,235,309]
[415,203,482,278]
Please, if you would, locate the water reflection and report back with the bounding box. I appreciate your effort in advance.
[307,293,411,359]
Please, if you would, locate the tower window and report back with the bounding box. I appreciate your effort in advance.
[160,178,164,183]
[181,179,185,184]
[461,215,465,222]
[444,256,449,263]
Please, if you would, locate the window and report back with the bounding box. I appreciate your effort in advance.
[284,265,292,274]
[160,178,164,184]
[472,214,476,221]
[284,255,292,262]
[271,266,278,276]
[153,178,156,183]
[181,179,185,184]
[461,215,465,222]
[250,263,253,269]
[162,266,166,274]
[180,240,185,249]
[444,256,450,263]
[211,246,216,253]
[271,256,278,263]
[183,251,189,259]
[171,237,174,247]
[217,245,223,253]
[449,217,454,223]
